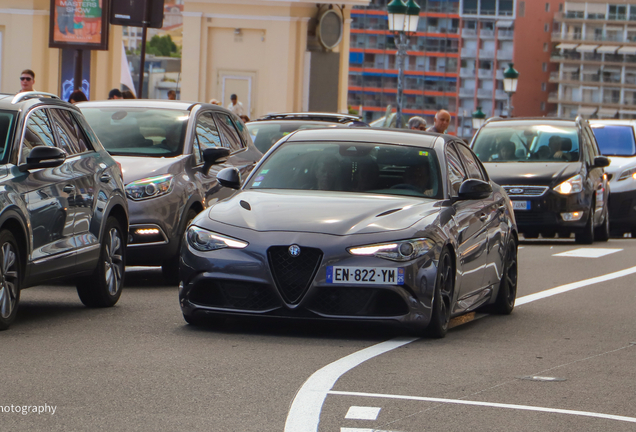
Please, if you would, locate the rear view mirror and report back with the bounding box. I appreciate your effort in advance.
[217,167,241,189]
[202,147,230,175]
[593,156,610,168]
[19,146,66,172]
[458,179,492,200]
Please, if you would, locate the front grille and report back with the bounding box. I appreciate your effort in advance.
[188,280,281,311]
[503,185,549,197]
[268,246,323,304]
[308,287,409,317]
[514,211,558,225]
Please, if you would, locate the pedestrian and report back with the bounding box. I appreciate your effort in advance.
[167,90,176,100]
[240,115,250,123]
[19,69,36,93]
[68,90,88,104]
[108,88,122,99]
[227,94,245,116]
[408,116,427,131]
[426,110,451,134]
[122,90,136,99]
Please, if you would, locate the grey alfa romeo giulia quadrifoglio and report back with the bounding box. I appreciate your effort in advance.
[179,128,518,337]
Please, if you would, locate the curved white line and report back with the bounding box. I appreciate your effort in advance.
[283,337,417,432]
[284,265,636,431]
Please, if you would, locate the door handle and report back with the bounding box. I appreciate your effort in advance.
[479,213,488,221]
[63,184,75,193]
[100,174,112,183]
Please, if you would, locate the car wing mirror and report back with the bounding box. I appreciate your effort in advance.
[217,167,241,189]
[457,179,492,200]
[593,156,610,168]
[19,146,66,172]
[202,147,231,175]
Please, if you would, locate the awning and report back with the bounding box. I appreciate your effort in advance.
[618,46,636,55]
[578,107,598,115]
[597,108,619,118]
[557,43,578,50]
[561,64,580,72]
[576,45,599,53]
[496,20,513,28]
[619,109,636,115]
[597,45,620,54]
[602,66,621,73]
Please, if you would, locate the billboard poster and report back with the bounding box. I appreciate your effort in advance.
[60,49,91,102]
[49,0,109,50]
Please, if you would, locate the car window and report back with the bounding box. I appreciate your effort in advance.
[590,124,636,157]
[456,143,485,180]
[49,109,92,155]
[20,109,56,164]
[193,112,222,165]
[0,111,16,164]
[231,113,251,146]
[446,143,467,196]
[214,113,244,152]
[473,123,580,162]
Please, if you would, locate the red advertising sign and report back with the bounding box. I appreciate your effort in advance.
[49,0,110,50]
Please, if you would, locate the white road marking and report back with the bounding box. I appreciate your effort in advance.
[552,248,622,258]
[345,406,381,420]
[284,265,636,432]
[329,391,636,424]
[341,429,395,432]
[284,337,416,432]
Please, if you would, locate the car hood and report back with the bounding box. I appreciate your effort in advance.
[113,155,188,184]
[207,190,440,235]
[484,162,582,187]
[605,156,636,176]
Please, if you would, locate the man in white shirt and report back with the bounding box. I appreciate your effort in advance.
[227,94,245,116]
[19,69,36,93]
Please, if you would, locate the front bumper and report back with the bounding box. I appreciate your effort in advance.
[179,230,439,330]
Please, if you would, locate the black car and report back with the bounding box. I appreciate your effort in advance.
[179,128,518,338]
[0,92,128,330]
[471,117,610,243]
[247,112,368,154]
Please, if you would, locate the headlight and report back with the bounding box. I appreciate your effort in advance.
[553,174,583,195]
[125,174,174,200]
[348,238,434,262]
[186,226,248,251]
[617,167,636,181]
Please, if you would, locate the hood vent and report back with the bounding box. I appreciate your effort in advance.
[376,208,402,217]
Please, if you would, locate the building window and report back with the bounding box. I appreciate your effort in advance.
[518,1,525,17]
[559,4,563,12]
[542,83,547,91]
[545,3,550,12]
[543,42,548,52]
[541,102,546,111]
[543,63,547,72]
[544,23,549,32]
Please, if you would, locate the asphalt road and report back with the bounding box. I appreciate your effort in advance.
[2,237,636,431]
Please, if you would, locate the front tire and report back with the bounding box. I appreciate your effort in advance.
[162,208,198,285]
[594,206,610,242]
[0,230,21,330]
[425,248,454,339]
[490,238,518,315]
[77,217,125,307]
[575,209,594,244]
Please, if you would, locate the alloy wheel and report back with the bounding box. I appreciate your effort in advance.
[104,228,123,296]
[0,242,19,319]
[438,253,453,328]
[504,241,518,306]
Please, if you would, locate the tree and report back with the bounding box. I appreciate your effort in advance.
[145,34,178,57]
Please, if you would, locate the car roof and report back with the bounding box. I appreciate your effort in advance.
[588,119,636,127]
[256,112,362,123]
[0,91,81,111]
[482,117,579,128]
[78,99,200,111]
[246,119,349,127]
[284,127,443,148]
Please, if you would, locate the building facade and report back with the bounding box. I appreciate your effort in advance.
[551,0,636,118]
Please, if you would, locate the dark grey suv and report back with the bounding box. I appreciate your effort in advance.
[0,92,128,330]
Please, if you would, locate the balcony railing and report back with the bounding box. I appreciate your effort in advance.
[478,69,494,79]
[608,13,627,21]
[463,28,478,37]
[497,50,513,60]
[495,90,508,99]
[459,88,475,97]
[480,29,495,38]
[498,29,514,39]
[480,49,495,58]
[460,68,475,78]
[477,89,492,98]
[461,48,477,57]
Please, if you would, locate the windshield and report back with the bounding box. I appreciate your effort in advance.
[247,141,443,199]
[590,124,636,157]
[0,111,16,163]
[80,107,189,157]
[246,122,339,154]
[473,124,581,163]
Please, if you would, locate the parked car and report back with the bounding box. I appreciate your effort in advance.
[247,112,367,154]
[588,120,636,236]
[179,128,518,338]
[0,92,129,330]
[471,117,610,243]
[79,100,262,282]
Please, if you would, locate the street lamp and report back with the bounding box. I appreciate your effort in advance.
[387,0,420,128]
[472,106,487,130]
[503,63,519,117]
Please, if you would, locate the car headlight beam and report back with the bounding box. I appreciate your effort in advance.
[125,174,174,200]
[186,226,248,251]
[348,238,434,262]
[553,174,583,195]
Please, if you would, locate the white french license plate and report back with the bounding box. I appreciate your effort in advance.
[512,201,531,210]
[326,266,405,285]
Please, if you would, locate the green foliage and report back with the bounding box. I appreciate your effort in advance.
[145,35,178,57]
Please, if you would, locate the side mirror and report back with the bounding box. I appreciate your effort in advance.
[19,146,66,172]
[457,179,492,200]
[217,167,241,189]
[202,147,231,175]
[593,155,610,168]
